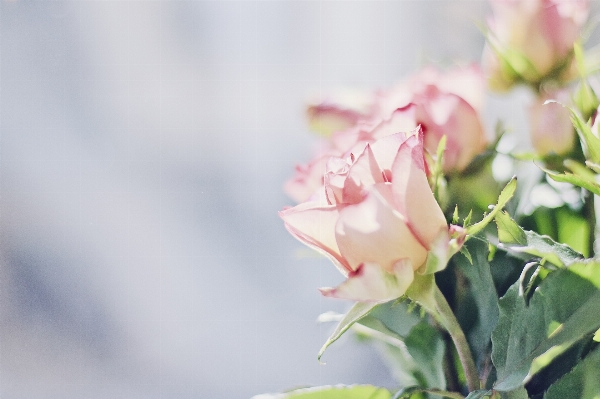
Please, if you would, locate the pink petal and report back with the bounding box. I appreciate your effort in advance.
[319,260,414,303]
[335,184,428,272]
[415,89,486,171]
[391,133,447,250]
[370,130,416,174]
[342,144,384,204]
[280,202,352,275]
[370,107,418,140]
[284,155,329,203]
[528,92,573,155]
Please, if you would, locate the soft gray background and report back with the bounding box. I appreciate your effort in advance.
[0,1,490,398]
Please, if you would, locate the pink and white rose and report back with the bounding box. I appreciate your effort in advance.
[286,66,488,203]
[483,0,589,89]
[280,127,449,303]
[528,90,574,155]
[306,89,377,137]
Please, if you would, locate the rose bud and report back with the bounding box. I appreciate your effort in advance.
[483,0,589,90]
[306,89,377,137]
[528,89,574,155]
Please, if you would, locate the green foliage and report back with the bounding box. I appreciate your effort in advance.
[544,346,600,399]
[455,240,500,366]
[318,301,377,361]
[564,103,600,164]
[467,178,517,237]
[572,43,599,120]
[494,211,583,267]
[253,385,392,399]
[464,388,527,399]
[542,160,600,197]
[358,301,446,389]
[393,386,465,399]
[491,262,600,391]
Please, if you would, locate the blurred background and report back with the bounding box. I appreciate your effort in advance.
[0,1,495,398]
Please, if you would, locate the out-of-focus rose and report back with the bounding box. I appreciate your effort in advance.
[378,82,487,172]
[528,89,574,155]
[280,127,449,303]
[287,66,488,202]
[483,0,589,90]
[306,89,377,137]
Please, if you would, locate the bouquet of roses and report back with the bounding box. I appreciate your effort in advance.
[258,1,600,397]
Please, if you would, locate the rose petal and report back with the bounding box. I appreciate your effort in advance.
[335,184,428,272]
[342,144,384,204]
[284,155,329,203]
[280,202,352,275]
[319,260,414,303]
[391,132,447,249]
[370,130,416,174]
[528,91,573,155]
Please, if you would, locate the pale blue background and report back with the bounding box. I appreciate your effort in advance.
[0,1,496,398]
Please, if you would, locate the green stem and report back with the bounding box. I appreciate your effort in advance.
[584,191,596,257]
[432,285,480,392]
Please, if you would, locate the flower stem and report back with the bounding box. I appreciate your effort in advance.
[432,284,480,392]
[584,191,596,257]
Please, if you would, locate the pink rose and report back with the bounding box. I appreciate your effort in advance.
[306,89,377,137]
[286,67,487,202]
[377,80,487,172]
[483,0,589,89]
[280,127,448,303]
[528,90,574,155]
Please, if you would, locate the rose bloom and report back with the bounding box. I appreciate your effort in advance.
[528,89,574,155]
[286,66,487,203]
[483,0,589,90]
[280,125,448,303]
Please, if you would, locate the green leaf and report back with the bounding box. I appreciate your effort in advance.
[542,165,600,197]
[358,302,446,389]
[464,388,527,399]
[563,103,600,164]
[491,261,600,391]
[594,328,600,342]
[460,246,473,265]
[544,346,600,399]
[464,391,498,399]
[495,211,583,267]
[318,301,377,361]
[359,300,421,339]
[252,385,392,399]
[455,240,500,365]
[404,323,446,388]
[468,177,517,236]
[393,386,465,399]
[495,211,527,245]
[500,387,529,399]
